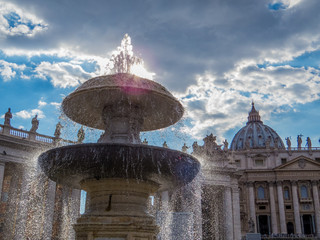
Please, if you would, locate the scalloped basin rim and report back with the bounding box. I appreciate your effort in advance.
[38,143,200,191]
[61,73,184,131]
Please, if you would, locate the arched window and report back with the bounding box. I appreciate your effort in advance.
[300,185,308,198]
[284,187,290,200]
[258,186,265,199]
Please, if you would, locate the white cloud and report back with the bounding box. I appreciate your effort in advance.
[34,61,95,88]
[50,102,61,109]
[38,99,47,107]
[0,2,47,37]
[0,59,25,81]
[15,109,45,119]
[176,64,320,140]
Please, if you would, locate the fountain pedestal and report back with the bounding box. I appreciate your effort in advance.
[74,179,159,240]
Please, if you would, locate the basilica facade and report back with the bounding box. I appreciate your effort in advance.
[230,103,320,238]
[185,103,320,239]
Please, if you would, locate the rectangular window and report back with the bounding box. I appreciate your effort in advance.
[235,159,241,167]
[285,205,292,210]
[259,206,266,210]
[315,158,320,163]
[302,204,311,210]
[255,159,264,166]
[281,158,287,164]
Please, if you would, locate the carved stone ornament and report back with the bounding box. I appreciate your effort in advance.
[298,159,306,169]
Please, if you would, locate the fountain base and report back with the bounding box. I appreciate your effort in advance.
[74,178,159,240]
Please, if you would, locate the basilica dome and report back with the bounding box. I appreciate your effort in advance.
[230,103,285,151]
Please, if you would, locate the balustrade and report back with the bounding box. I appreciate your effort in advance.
[0,124,76,145]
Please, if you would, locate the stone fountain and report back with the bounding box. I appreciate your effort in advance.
[38,37,200,240]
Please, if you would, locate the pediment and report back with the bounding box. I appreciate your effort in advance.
[275,156,320,171]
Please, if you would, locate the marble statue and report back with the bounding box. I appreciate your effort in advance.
[223,139,228,151]
[306,137,312,149]
[297,135,302,150]
[182,143,189,153]
[54,122,63,138]
[285,137,291,150]
[163,141,168,148]
[4,108,12,126]
[30,115,39,132]
[248,218,255,233]
[77,126,85,143]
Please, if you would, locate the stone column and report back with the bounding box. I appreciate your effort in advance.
[276,181,287,234]
[224,187,234,240]
[248,182,257,232]
[41,179,57,240]
[232,187,241,240]
[268,181,278,234]
[312,181,320,237]
[161,190,169,211]
[0,162,5,200]
[292,181,302,235]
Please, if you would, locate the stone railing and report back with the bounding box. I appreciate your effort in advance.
[289,147,320,151]
[0,124,76,146]
[260,234,320,240]
[241,235,320,240]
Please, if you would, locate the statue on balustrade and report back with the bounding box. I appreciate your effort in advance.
[181,143,188,153]
[223,139,228,151]
[285,137,291,150]
[297,134,302,150]
[306,137,312,150]
[77,126,85,143]
[162,141,168,148]
[30,115,39,132]
[4,108,12,126]
[54,122,63,138]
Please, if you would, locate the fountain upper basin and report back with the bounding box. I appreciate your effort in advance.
[38,143,200,191]
[62,73,184,131]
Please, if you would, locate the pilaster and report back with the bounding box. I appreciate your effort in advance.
[291,181,302,235]
[312,181,320,237]
[224,187,233,240]
[247,182,256,232]
[0,162,5,200]
[232,187,241,240]
[268,181,278,234]
[276,181,286,234]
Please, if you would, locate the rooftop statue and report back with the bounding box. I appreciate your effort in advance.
[285,137,291,150]
[163,141,168,148]
[54,122,63,138]
[30,115,39,132]
[4,108,12,126]
[297,134,303,150]
[182,143,189,153]
[306,137,312,149]
[77,126,85,143]
[223,139,228,151]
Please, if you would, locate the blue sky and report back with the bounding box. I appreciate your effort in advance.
[1,0,320,150]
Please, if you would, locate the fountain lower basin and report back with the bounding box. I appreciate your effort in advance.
[38,143,200,192]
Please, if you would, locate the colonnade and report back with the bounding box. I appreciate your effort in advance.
[247,180,320,237]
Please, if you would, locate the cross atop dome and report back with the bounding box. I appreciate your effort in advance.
[247,101,262,124]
